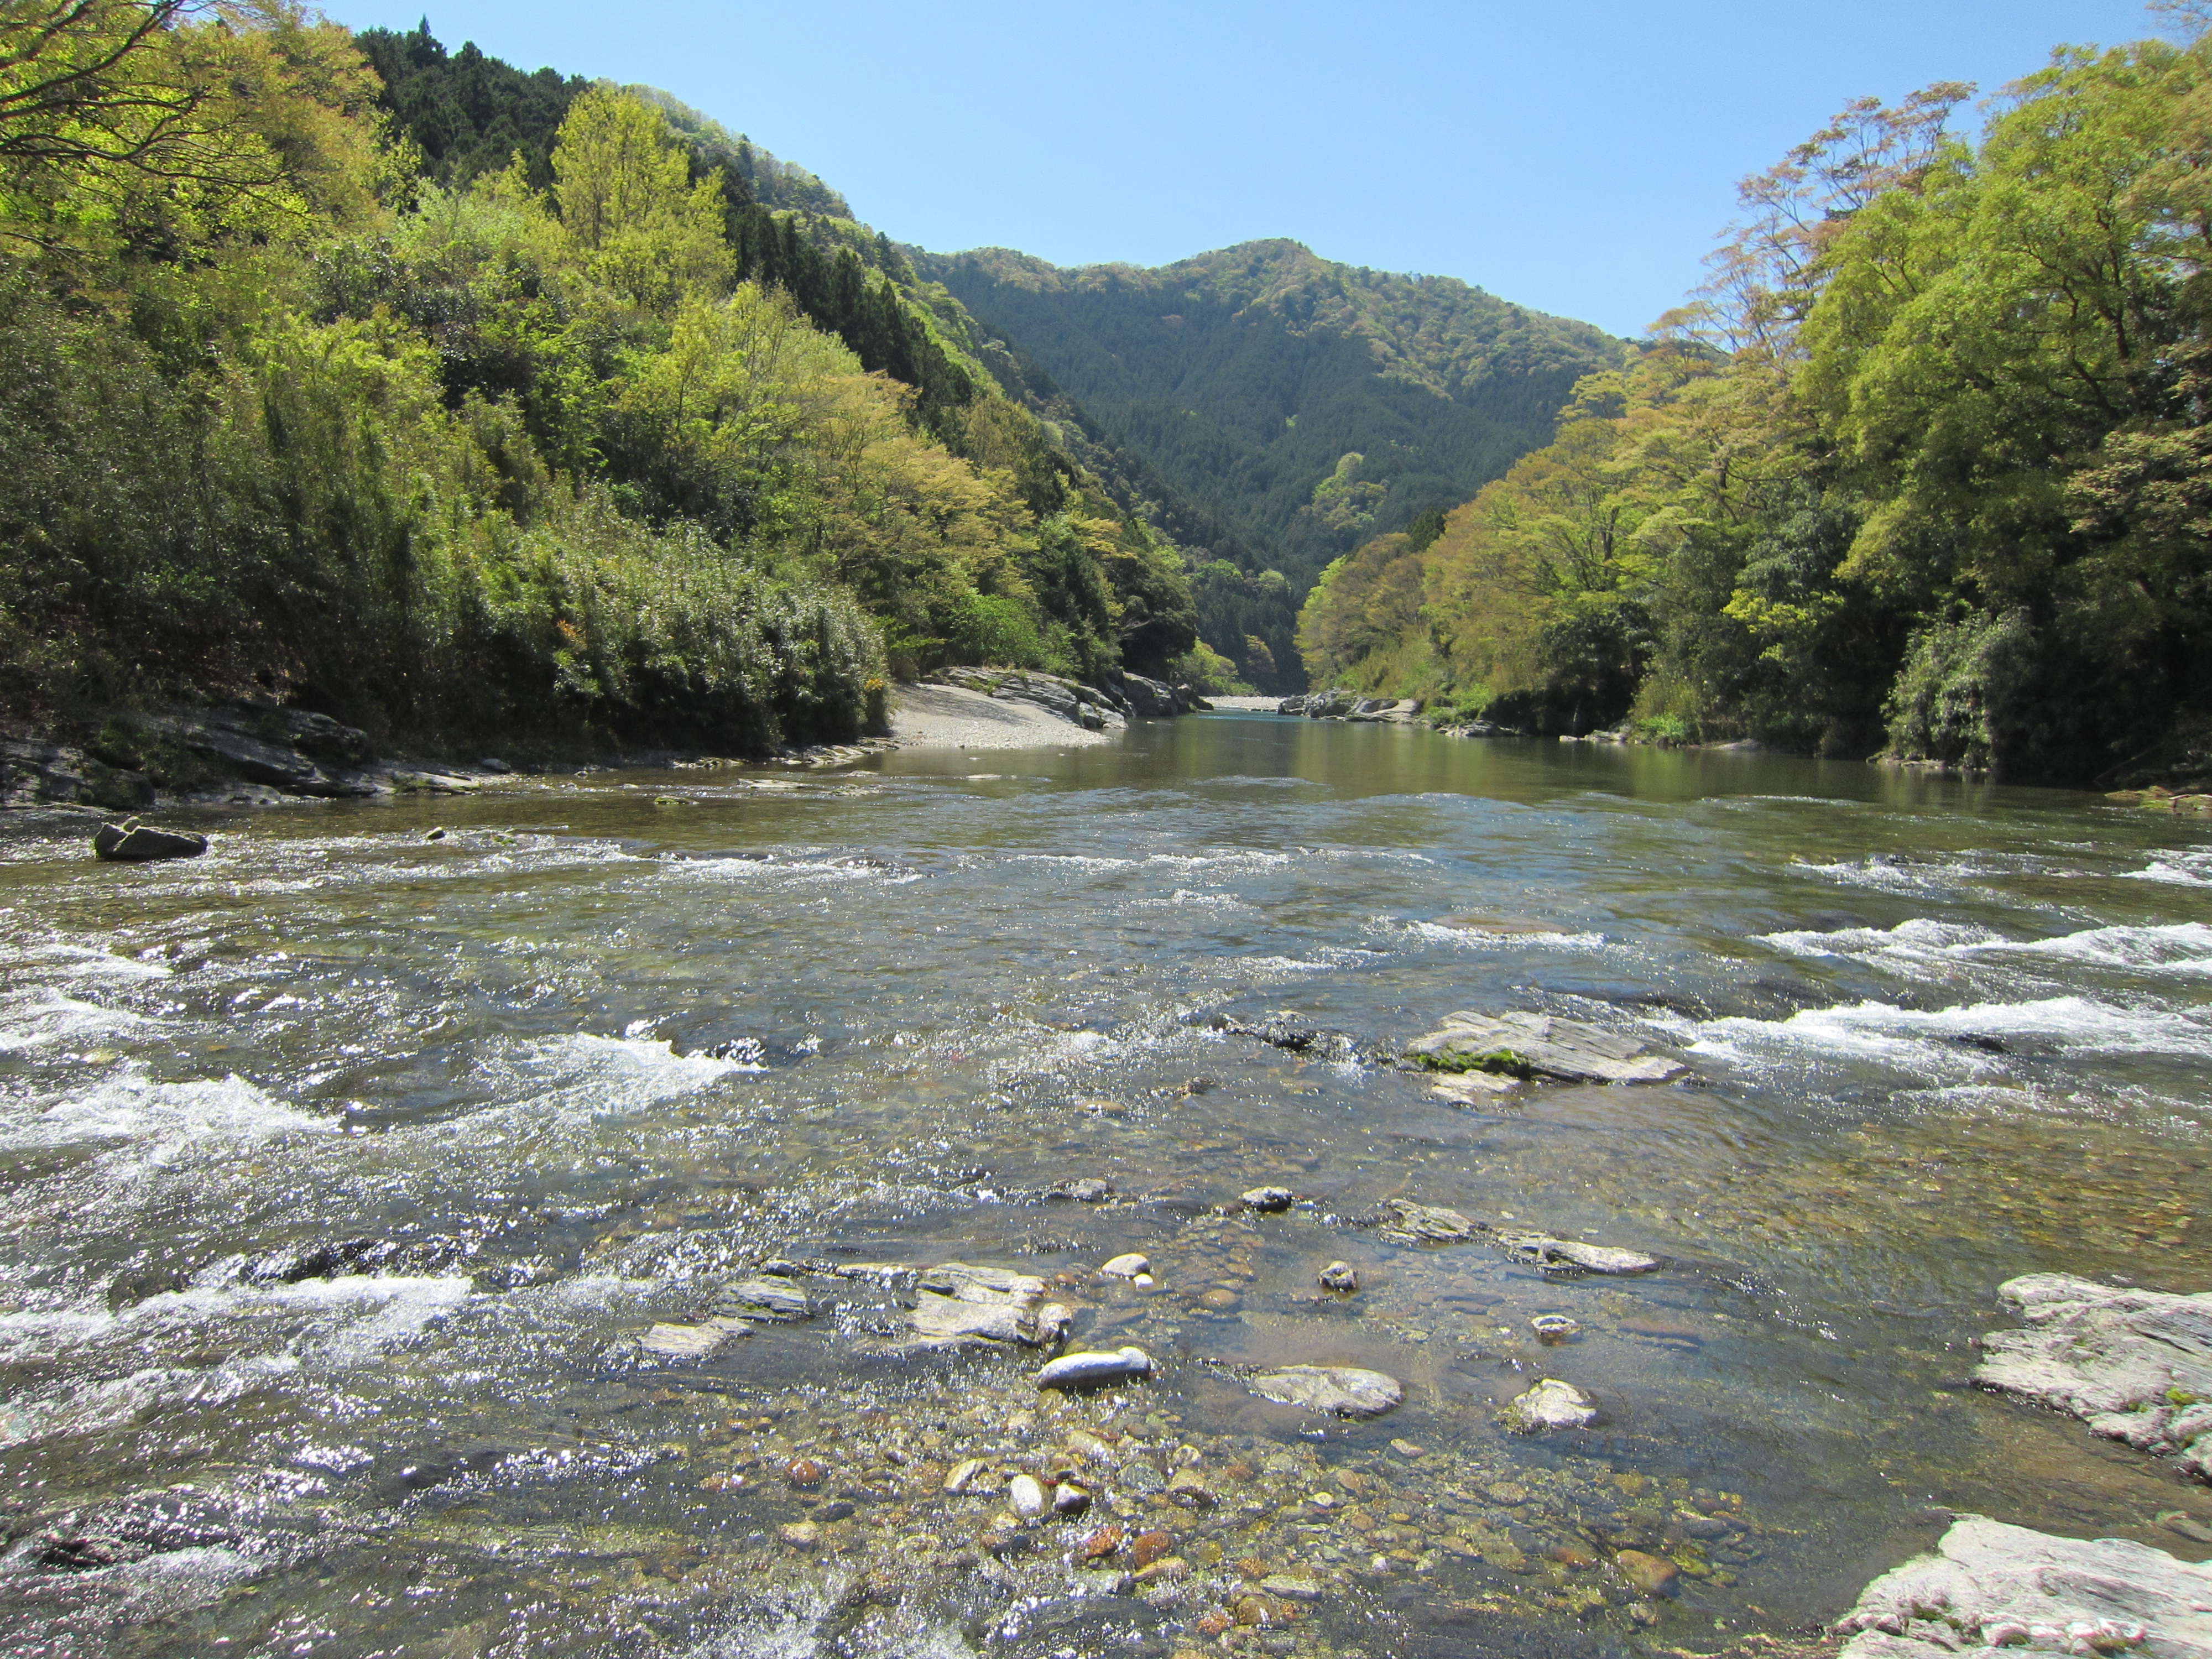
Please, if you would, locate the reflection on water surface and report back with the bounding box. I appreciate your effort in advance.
[3,713,2209,1657]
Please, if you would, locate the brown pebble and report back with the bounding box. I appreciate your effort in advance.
[785,1458,825,1487]
[1236,1556,1270,1580]
[1548,1543,1597,1569]
[1199,1288,1239,1310]
[1195,1611,1234,1636]
[1130,1528,1175,1568]
[1615,1548,1679,1595]
[1078,1525,1124,1561]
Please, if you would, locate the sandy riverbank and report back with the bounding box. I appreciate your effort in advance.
[886,682,1115,749]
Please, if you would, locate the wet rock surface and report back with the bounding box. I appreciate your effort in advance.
[1245,1365,1404,1418]
[1976,1274,2212,1479]
[1834,1516,2212,1658]
[1503,1379,1599,1433]
[91,821,207,862]
[1406,1010,1688,1084]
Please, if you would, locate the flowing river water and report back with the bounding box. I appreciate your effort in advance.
[4,711,2211,1659]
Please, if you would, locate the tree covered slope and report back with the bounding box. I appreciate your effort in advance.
[916,243,1623,586]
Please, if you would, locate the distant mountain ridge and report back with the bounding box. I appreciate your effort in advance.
[914,240,1625,586]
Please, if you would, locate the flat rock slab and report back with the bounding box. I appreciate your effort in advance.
[93,823,207,862]
[1503,1378,1598,1432]
[909,1292,1033,1345]
[1835,1515,2212,1658]
[1407,1011,1687,1084]
[1976,1274,2212,1479]
[1379,1201,1485,1244]
[638,1318,750,1360]
[712,1277,811,1321]
[1504,1234,1662,1275]
[917,1262,1045,1306]
[1246,1365,1402,1418]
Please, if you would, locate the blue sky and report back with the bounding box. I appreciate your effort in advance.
[331,0,2166,338]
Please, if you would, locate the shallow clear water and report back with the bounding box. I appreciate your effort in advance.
[4,713,2210,1658]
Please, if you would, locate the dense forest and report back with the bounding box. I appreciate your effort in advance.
[919,244,1621,690]
[1297,32,2212,787]
[0,4,1198,755]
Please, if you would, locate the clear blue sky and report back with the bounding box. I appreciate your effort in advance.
[330,0,2165,338]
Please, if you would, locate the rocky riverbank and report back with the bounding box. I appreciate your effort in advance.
[3,670,1207,811]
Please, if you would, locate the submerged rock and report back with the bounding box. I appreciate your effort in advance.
[909,1293,1034,1345]
[1037,1347,1153,1390]
[1201,1014,1359,1062]
[713,1277,811,1322]
[1833,1515,2207,1658]
[1405,1010,1687,1084]
[1050,1178,1115,1203]
[1976,1274,2212,1479]
[1504,1235,1662,1275]
[1100,1253,1151,1280]
[1246,1365,1402,1418]
[1317,1261,1360,1293]
[917,1262,1047,1306]
[1502,1379,1598,1432]
[1240,1186,1296,1213]
[1531,1314,1582,1344]
[92,821,207,862]
[638,1319,749,1360]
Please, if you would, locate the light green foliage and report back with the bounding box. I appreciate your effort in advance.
[1296,30,2212,779]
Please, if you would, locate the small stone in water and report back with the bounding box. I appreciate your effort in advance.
[785,1458,824,1487]
[1389,1438,1424,1459]
[1036,1346,1153,1389]
[1166,1468,1214,1506]
[1247,1364,1403,1418]
[1078,1525,1124,1561]
[1615,1548,1678,1595]
[780,1521,821,1550]
[1100,1253,1150,1279]
[1241,1186,1296,1212]
[1503,1378,1598,1432]
[1318,1260,1360,1292]
[1198,1288,1239,1310]
[425,827,447,842]
[2162,1511,2212,1545]
[1051,1480,1092,1516]
[1130,1528,1175,1568]
[1052,1177,1115,1202]
[943,1457,989,1493]
[1008,1474,1049,1519]
[1131,1272,1155,1288]
[1531,1314,1583,1344]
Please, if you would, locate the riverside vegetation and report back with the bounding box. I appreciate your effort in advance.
[1293,28,2212,788]
[0,4,1199,761]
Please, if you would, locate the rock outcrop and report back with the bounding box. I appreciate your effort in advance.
[1834,1515,2211,1658]
[1405,1011,1688,1085]
[1976,1274,2212,1480]
[1278,691,1421,723]
[928,667,1208,729]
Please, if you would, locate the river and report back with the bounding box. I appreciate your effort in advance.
[4,711,2209,1658]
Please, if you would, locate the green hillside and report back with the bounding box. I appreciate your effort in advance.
[914,242,1624,686]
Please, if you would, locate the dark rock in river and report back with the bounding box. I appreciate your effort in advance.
[1199,1012,1360,1062]
[1975,1273,2212,1480]
[713,1276,812,1321]
[1405,1010,1687,1084]
[92,821,207,862]
[1378,1199,1485,1244]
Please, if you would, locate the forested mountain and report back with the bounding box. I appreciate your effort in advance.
[0,9,1199,758]
[1296,47,2212,786]
[916,243,1625,688]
